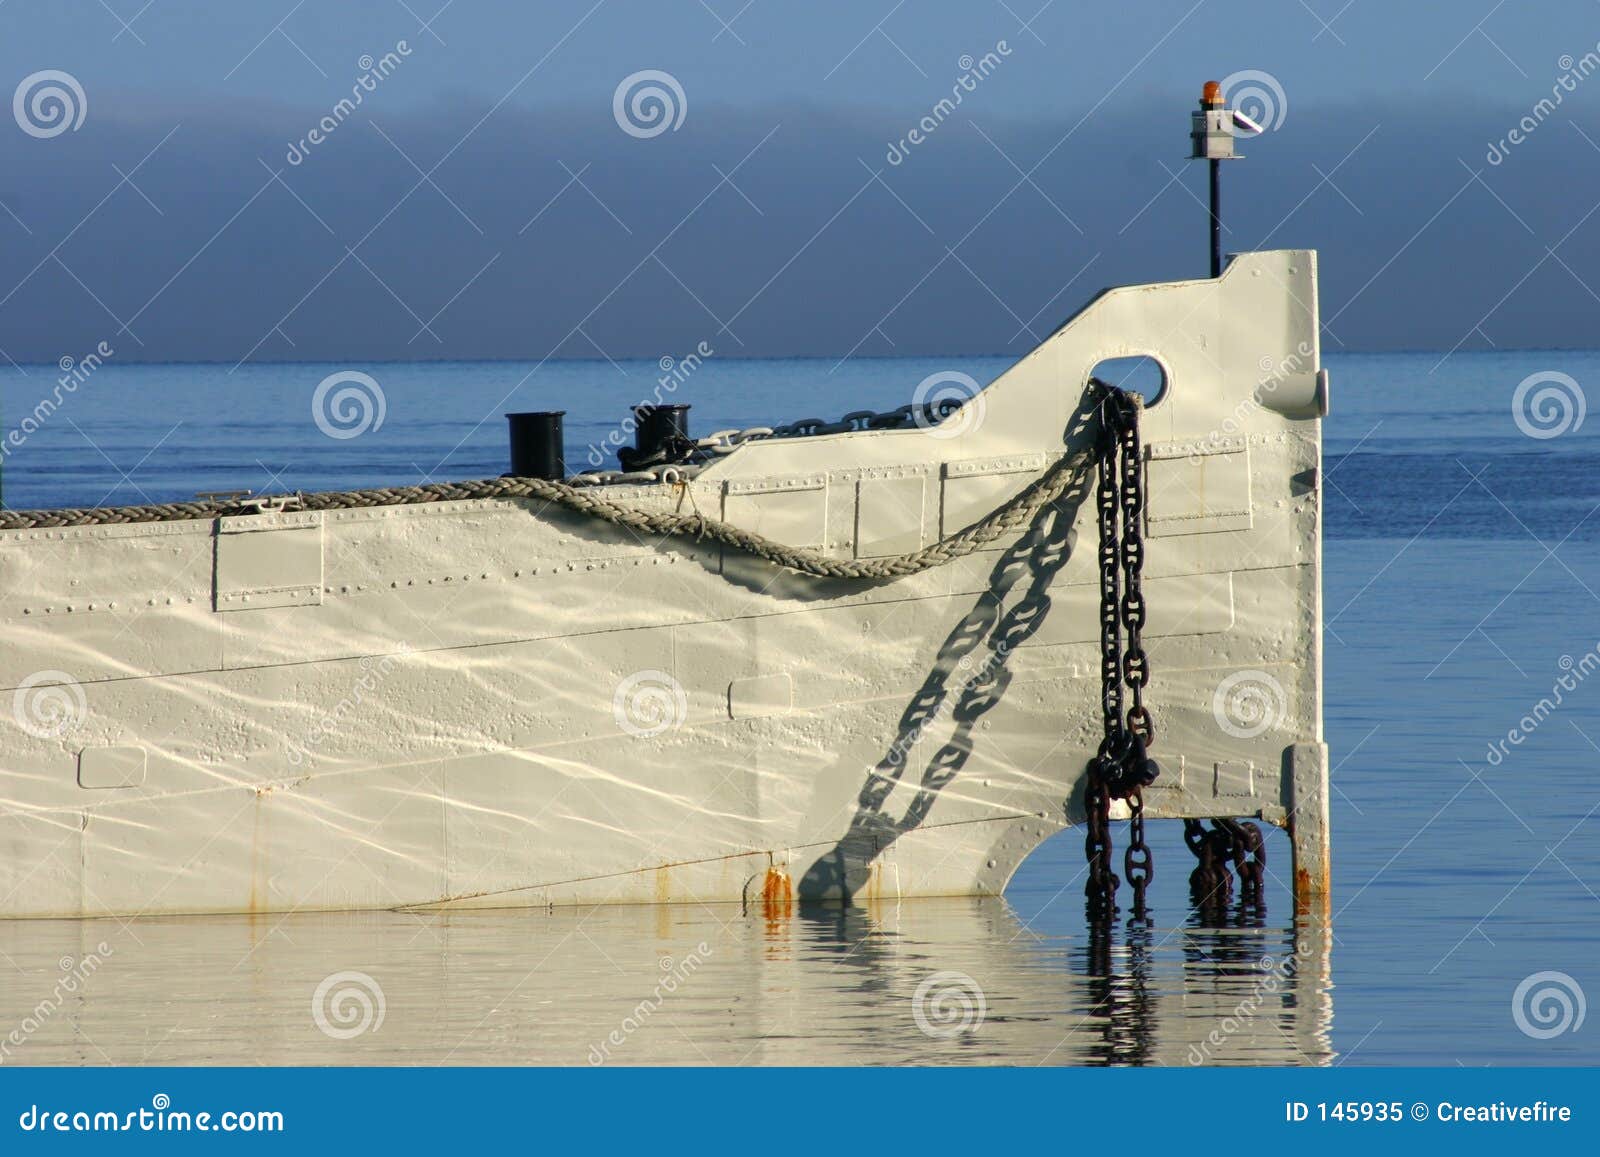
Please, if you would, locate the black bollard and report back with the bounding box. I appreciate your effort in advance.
[506,411,565,480]
[620,404,691,470]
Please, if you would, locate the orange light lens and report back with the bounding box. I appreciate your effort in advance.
[1202,80,1223,106]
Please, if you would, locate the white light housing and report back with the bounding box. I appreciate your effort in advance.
[1232,109,1265,135]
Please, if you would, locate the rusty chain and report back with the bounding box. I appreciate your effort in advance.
[1182,817,1266,912]
[1080,381,1272,922]
[609,398,966,474]
[1221,817,1267,905]
[1084,384,1159,918]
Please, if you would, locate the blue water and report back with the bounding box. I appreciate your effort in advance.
[2,350,1597,1066]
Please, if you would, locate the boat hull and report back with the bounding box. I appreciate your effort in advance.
[0,250,1328,918]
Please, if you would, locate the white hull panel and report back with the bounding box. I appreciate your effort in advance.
[0,251,1328,918]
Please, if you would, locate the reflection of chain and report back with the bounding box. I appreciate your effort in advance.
[1083,907,1156,1066]
[1084,384,1159,918]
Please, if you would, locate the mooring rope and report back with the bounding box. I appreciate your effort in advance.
[0,446,1097,580]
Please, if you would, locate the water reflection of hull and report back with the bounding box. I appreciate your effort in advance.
[0,897,1333,1065]
[0,250,1328,918]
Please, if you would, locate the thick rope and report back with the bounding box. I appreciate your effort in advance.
[0,447,1096,581]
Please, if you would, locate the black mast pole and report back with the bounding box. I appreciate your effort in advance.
[1209,156,1222,278]
[1192,80,1230,279]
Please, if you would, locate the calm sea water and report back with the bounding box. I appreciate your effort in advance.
[1,350,1597,1066]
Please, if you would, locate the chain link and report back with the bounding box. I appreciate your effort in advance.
[573,399,965,482]
[1084,776,1119,918]
[1119,408,1153,745]
[1181,816,1267,913]
[1123,788,1153,915]
[1184,819,1233,911]
[1084,383,1160,917]
[1220,817,1266,905]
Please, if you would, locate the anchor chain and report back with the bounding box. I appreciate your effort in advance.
[1182,817,1267,910]
[1084,384,1159,918]
[1232,821,1267,901]
[1220,817,1267,905]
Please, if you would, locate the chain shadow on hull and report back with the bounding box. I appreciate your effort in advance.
[800,399,1100,902]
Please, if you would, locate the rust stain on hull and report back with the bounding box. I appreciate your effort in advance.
[1293,866,1331,919]
[759,866,792,923]
[247,795,265,920]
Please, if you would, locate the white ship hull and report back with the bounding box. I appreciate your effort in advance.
[0,250,1329,918]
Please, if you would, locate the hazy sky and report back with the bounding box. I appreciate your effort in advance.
[0,0,1597,362]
